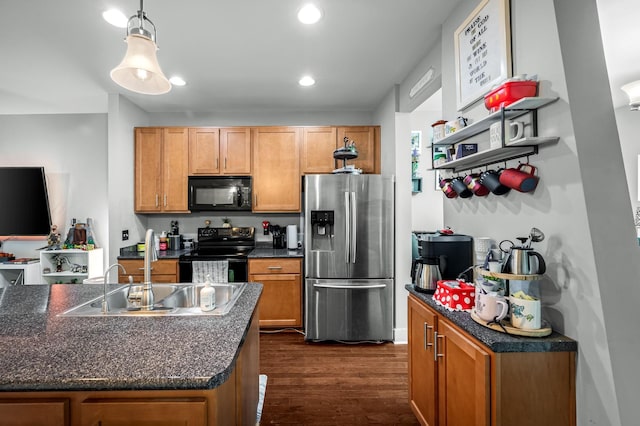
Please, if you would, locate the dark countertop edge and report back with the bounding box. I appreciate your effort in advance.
[0,284,263,393]
[118,244,303,259]
[118,245,190,260]
[248,245,304,258]
[405,285,578,353]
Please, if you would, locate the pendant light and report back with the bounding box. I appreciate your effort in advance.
[621,80,640,110]
[110,0,171,95]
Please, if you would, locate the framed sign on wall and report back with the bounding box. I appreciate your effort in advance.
[454,0,512,111]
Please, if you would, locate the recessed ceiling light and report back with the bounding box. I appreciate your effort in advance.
[299,76,316,87]
[169,76,187,86]
[103,9,128,28]
[297,4,323,24]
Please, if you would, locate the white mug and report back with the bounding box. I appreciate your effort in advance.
[489,120,525,148]
[509,296,541,329]
[475,292,509,322]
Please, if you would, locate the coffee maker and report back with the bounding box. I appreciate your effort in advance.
[413,232,474,285]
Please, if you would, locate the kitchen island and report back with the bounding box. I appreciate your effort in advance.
[0,283,262,425]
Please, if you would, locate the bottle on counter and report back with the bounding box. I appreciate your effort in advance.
[200,274,216,312]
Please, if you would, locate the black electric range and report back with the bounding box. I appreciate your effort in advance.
[178,227,255,282]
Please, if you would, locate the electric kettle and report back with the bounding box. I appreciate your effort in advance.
[413,256,442,293]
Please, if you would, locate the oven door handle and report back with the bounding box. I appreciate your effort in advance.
[313,284,387,290]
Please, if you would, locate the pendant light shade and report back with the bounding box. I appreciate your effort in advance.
[111,34,170,95]
[621,80,640,110]
[110,1,171,95]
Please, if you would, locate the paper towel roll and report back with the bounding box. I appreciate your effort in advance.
[287,225,298,249]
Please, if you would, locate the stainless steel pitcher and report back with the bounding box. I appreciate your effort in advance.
[414,257,442,292]
[509,248,546,275]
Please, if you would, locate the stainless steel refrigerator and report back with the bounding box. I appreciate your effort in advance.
[304,174,394,341]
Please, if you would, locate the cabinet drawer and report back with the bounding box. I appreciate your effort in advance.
[119,259,177,275]
[0,399,69,426]
[249,258,301,274]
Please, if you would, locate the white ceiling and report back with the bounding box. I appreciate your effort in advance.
[0,1,633,116]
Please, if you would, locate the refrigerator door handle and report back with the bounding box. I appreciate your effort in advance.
[313,283,387,290]
[344,191,350,264]
[350,191,357,263]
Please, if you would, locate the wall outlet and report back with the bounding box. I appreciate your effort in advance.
[122,230,129,241]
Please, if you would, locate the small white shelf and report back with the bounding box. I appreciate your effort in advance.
[433,137,559,172]
[40,248,103,284]
[432,97,559,147]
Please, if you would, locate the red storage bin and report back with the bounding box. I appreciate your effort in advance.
[484,81,538,112]
[433,279,475,312]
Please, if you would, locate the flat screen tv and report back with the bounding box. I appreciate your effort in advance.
[0,167,52,236]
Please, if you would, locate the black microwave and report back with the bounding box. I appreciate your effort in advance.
[188,176,252,211]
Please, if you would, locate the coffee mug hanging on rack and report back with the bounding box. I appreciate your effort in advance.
[499,163,539,193]
[480,169,511,195]
[451,176,473,198]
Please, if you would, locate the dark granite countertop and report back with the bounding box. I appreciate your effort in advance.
[248,242,304,258]
[405,284,577,353]
[118,245,190,260]
[119,243,303,259]
[0,283,262,392]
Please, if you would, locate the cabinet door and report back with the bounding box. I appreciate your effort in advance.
[301,126,337,173]
[250,273,302,328]
[189,127,220,175]
[135,128,163,212]
[249,258,302,328]
[337,126,378,173]
[118,259,178,283]
[408,295,438,426]
[221,127,252,175]
[437,319,490,426]
[0,399,69,426]
[80,399,207,426]
[252,127,301,212]
[162,128,190,212]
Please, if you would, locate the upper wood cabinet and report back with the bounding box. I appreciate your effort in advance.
[252,127,301,212]
[189,127,251,175]
[300,126,380,174]
[301,127,338,174]
[135,127,189,213]
[337,126,379,174]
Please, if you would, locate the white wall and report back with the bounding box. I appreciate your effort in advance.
[410,108,444,232]
[147,111,373,127]
[616,105,640,213]
[0,114,108,272]
[393,0,640,424]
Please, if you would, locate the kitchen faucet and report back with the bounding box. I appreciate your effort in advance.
[141,229,157,310]
[102,263,126,314]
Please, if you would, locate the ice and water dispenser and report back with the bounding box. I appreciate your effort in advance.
[309,210,334,250]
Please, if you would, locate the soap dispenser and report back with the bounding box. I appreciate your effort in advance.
[200,274,216,312]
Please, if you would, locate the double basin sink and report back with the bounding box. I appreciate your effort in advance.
[60,282,247,317]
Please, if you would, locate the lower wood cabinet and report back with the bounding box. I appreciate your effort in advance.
[0,399,69,426]
[248,258,302,328]
[80,398,207,425]
[408,294,576,426]
[117,259,179,283]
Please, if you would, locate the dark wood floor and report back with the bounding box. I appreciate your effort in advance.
[259,332,420,425]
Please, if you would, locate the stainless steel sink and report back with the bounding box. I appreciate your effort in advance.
[59,282,247,317]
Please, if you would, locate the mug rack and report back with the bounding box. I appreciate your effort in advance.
[431,97,559,173]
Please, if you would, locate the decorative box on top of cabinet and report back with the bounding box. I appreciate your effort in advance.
[408,292,576,426]
[40,249,104,284]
